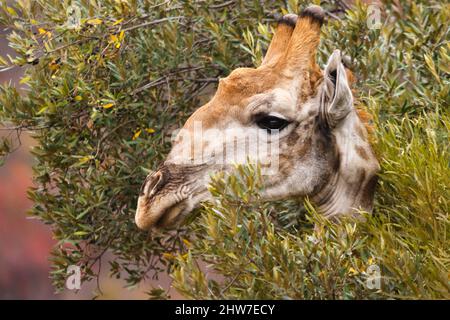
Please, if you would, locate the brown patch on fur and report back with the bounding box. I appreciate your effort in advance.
[310,64,324,94]
[298,71,314,103]
[299,64,323,102]
[296,136,312,158]
[314,129,333,152]
[345,68,356,86]
[355,123,367,139]
[333,149,341,172]
[277,154,294,177]
[360,175,378,209]
[355,145,369,160]
[308,109,317,117]
[286,131,300,147]
[356,108,375,140]
[354,169,367,198]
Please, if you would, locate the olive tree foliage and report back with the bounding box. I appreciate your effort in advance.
[0,0,449,299]
[0,0,327,294]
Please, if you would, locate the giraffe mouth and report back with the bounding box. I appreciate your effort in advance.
[135,195,188,231]
[135,164,211,231]
[135,186,209,231]
[153,200,188,229]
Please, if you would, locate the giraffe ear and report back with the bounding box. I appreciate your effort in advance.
[319,50,353,128]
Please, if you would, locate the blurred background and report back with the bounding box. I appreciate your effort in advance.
[0,27,179,300]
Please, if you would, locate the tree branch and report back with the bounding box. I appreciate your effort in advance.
[120,16,184,33]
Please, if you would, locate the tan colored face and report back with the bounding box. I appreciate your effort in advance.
[135,6,380,230]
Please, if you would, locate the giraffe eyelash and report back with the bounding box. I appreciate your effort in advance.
[254,113,291,132]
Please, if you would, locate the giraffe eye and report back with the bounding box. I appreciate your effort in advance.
[255,114,290,132]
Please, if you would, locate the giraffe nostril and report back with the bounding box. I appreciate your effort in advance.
[140,170,167,198]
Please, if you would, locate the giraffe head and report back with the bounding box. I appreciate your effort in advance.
[135,6,380,230]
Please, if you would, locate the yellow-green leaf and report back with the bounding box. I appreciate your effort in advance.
[73,231,89,236]
[119,30,125,41]
[102,103,114,109]
[6,7,18,16]
[132,129,142,140]
[112,18,124,26]
[109,34,118,43]
[348,267,359,275]
[77,155,93,165]
[37,106,48,114]
[182,238,192,247]
[424,54,441,83]
[162,253,175,260]
[19,76,31,84]
[226,252,238,260]
[87,18,103,25]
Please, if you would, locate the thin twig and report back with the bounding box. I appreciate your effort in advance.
[148,0,171,10]
[131,66,209,95]
[120,16,184,33]
[220,271,242,296]
[337,0,351,10]
[326,11,342,21]
[96,256,104,296]
[174,77,218,83]
[45,39,86,54]
[0,65,17,73]
[0,124,51,131]
[210,0,235,9]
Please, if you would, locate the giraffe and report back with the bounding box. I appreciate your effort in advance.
[135,5,380,231]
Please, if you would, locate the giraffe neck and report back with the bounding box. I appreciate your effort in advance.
[312,110,379,218]
[313,169,376,217]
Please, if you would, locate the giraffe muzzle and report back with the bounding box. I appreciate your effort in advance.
[135,165,199,231]
[135,168,175,230]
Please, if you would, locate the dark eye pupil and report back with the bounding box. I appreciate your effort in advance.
[255,115,289,132]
